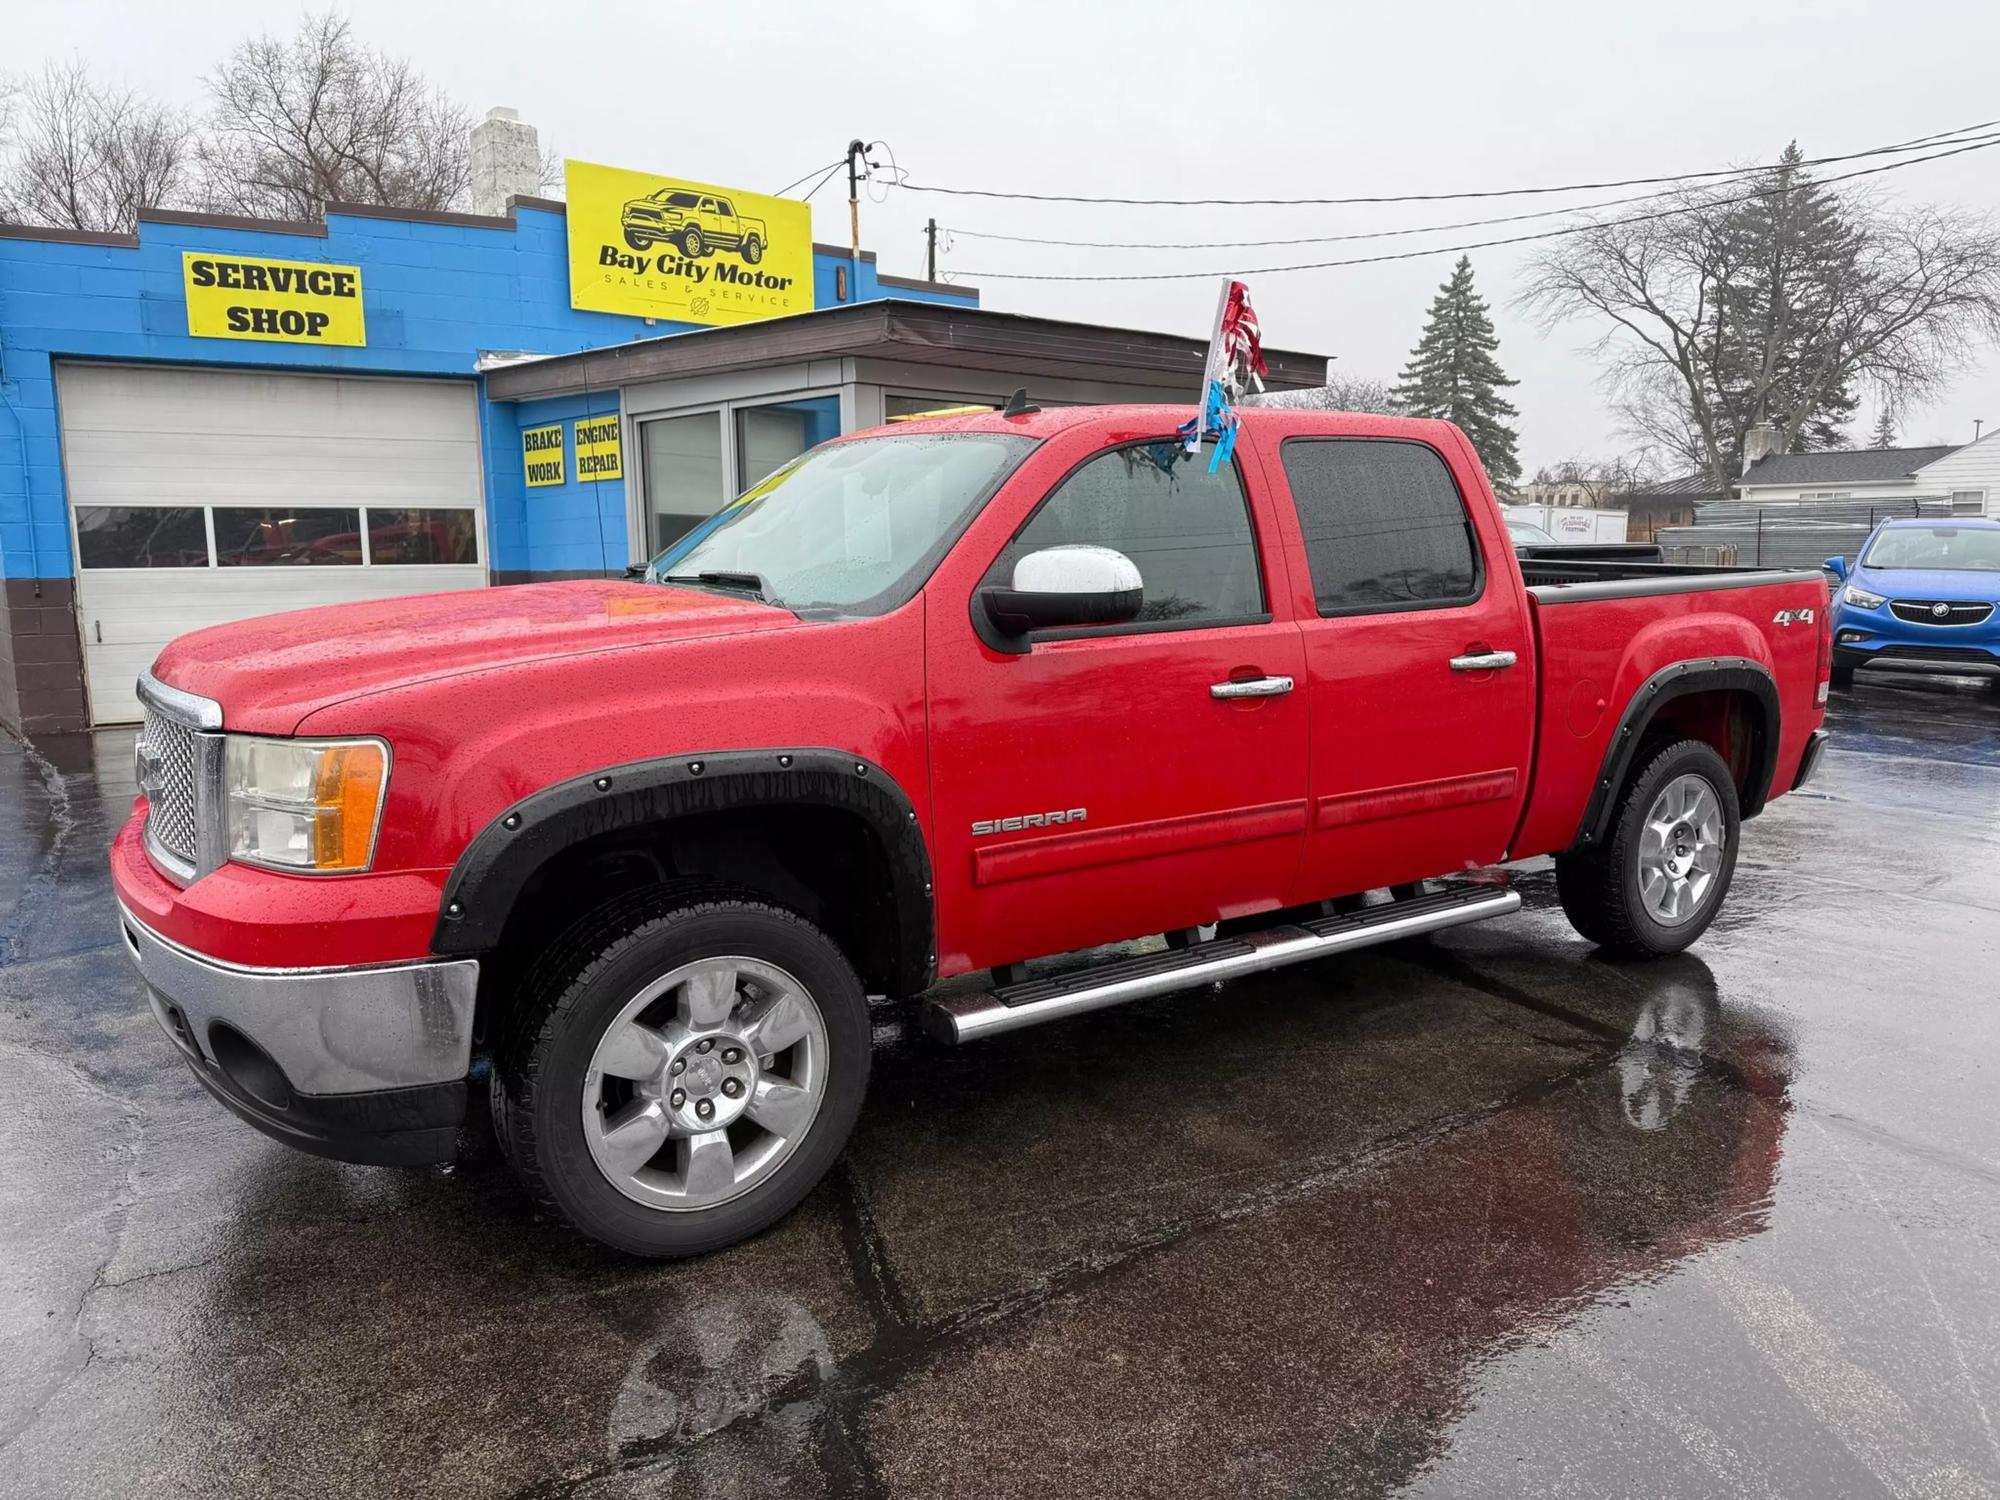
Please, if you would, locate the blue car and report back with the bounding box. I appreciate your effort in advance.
[1826,517,2000,691]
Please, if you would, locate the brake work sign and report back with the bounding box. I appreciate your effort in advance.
[182,252,366,346]
[523,424,565,488]
[564,159,814,327]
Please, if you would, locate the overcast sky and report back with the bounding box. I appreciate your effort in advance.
[15,0,2000,471]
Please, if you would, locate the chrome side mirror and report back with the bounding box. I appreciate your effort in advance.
[980,544,1144,635]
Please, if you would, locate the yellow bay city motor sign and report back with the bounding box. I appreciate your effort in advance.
[183,252,366,345]
[565,160,814,327]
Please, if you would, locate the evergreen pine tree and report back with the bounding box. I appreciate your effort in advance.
[1715,143,1861,458]
[1869,409,1897,449]
[1393,256,1521,484]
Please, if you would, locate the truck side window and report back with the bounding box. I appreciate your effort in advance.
[984,441,1265,627]
[1281,438,1482,615]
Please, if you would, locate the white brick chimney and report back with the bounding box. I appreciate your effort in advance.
[470,108,542,217]
[1741,423,1783,475]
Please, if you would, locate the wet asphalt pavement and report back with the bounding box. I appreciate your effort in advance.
[3,678,1999,1499]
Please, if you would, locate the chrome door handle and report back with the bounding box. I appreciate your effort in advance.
[1211,675,1295,699]
[1449,650,1518,672]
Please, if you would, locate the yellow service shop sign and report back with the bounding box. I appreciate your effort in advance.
[523,424,565,488]
[183,251,366,346]
[565,160,814,326]
[573,414,624,482]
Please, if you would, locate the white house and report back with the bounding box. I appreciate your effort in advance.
[1737,427,2000,515]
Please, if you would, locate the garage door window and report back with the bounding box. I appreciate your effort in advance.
[215,507,363,566]
[75,506,209,568]
[367,508,479,565]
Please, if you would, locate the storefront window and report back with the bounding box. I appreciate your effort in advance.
[641,411,726,552]
[735,396,841,489]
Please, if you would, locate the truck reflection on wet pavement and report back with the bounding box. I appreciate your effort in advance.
[2,673,1997,1498]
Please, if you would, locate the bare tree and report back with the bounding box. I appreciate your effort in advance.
[1520,173,2000,490]
[0,61,193,232]
[1249,373,1406,415]
[198,12,471,219]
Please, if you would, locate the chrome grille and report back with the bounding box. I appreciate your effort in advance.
[135,674,222,882]
[1889,599,1995,626]
[139,703,200,864]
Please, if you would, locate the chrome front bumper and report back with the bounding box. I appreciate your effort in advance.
[119,903,478,1095]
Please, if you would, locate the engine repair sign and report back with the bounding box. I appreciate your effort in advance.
[564,159,814,326]
[182,252,366,346]
[573,414,624,482]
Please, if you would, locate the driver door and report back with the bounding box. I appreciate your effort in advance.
[925,437,1309,974]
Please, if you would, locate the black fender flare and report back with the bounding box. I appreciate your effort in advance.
[430,748,935,994]
[1569,657,1781,852]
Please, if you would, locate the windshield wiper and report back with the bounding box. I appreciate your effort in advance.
[658,570,780,605]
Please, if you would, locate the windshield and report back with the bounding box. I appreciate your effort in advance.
[1507,518,1557,544]
[1861,526,2000,572]
[646,431,1037,615]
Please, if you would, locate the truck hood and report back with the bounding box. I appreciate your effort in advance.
[1852,566,2000,602]
[152,580,798,734]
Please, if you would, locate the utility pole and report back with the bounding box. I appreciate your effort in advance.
[926,218,937,282]
[846,139,866,264]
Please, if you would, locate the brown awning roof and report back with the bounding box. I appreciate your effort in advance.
[484,298,1329,401]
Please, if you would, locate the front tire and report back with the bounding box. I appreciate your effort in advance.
[1830,661,1855,691]
[623,228,655,251]
[491,894,870,1257]
[679,226,706,258]
[1554,739,1740,958]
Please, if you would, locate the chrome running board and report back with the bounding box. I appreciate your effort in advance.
[923,884,1521,1044]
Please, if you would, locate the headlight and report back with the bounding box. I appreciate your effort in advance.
[1842,584,1887,610]
[224,736,389,873]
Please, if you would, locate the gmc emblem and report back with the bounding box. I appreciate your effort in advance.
[971,808,1087,837]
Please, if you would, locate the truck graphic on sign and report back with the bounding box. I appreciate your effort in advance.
[621,190,769,264]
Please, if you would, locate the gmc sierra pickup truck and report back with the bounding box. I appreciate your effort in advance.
[113,405,1831,1257]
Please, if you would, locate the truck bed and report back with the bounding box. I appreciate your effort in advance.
[1509,559,1830,862]
[1516,557,1824,596]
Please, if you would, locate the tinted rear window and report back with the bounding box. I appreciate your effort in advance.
[1281,439,1481,613]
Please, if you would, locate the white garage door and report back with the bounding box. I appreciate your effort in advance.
[58,364,488,723]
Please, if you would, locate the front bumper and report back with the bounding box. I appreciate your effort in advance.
[1831,607,2000,678]
[119,904,477,1166]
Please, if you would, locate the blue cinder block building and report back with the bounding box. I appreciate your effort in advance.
[0,193,977,729]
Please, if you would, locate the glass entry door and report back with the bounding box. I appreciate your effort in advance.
[641,411,726,553]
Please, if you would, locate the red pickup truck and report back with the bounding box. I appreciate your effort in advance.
[113,405,1830,1256]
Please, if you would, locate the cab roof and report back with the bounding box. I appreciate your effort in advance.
[851,402,1465,446]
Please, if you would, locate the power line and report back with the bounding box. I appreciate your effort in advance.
[939,127,1992,252]
[944,179,1737,252]
[903,118,2000,208]
[949,134,2000,282]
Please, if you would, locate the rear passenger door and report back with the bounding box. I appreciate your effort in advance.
[1270,434,1535,898]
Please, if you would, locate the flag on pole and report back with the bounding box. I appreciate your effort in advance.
[1179,279,1267,472]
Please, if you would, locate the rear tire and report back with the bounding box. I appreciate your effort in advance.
[491,891,870,1257]
[1553,738,1740,958]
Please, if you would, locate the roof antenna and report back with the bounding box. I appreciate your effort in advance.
[1002,387,1040,419]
